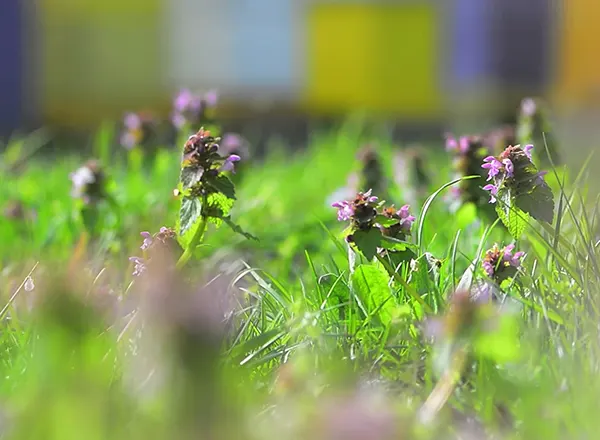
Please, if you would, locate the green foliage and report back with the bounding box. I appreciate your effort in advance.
[179,195,202,237]
[351,264,395,326]
[1,117,599,440]
[351,228,381,261]
[495,187,530,239]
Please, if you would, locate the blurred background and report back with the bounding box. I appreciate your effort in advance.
[1,0,598,142]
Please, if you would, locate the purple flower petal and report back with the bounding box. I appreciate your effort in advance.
[482,156,503,181]
[129,256,147,277]
[483,184,498,203]
[140,231,153,250]
[482,260,495,277]
[172,112,187,129]
[503,158,514,178]
[120,132,138,149]
[332,200,354,222]
[458,136,470,154]
[124,112,141,130]
[174,89,192,112]
[523,144,534,160]
[219,154,241,173]
[204,90,218,107]
[445,135,458,151]
[521,98,537,117]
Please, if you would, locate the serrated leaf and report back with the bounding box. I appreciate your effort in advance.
[179,196,202,236]
[496,187,529,239]
[204,192,235,223]
[223,216,259,241]
[206,174,236,200]
[516,183,555,224]
[351,228,382,261]
[509,151,555,224]
[352,264,394,326]
[180,165,204,190]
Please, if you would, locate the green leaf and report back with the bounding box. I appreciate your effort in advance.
[516,182,555,224]
[351,228,382,261]
[385,248,416,274]
[80,206,100,235]
[380,235,415,252]
[180,165,204,190]
[223,216,259,241]
[496,187,529,239]
[204,192,235,226]
[374,215,398,228]
[408,255,432,297]
[206,174,236,200]
[352,264,394,326]
[510,150,555,224]
[179,196,202,237]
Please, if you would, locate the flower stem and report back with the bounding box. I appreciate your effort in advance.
[176,214,208,270]
[418,346,468,425]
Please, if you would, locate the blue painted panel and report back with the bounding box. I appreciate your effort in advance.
[450,0,492,86]
[0,0,23,134]
[228,0,295,88]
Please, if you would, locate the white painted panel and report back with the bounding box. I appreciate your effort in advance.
[164,0,235,92]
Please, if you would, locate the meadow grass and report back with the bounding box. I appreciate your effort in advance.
[0,108,599,440]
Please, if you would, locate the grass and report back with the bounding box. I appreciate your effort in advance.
[0,108,599,440]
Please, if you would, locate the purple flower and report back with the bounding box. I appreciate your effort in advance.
[332,200,354,222]
[521,98,537,117]
[172,112,187,129]
[174,89,193,112]
[482,243,524,281]
[482,156,503,180]
[140,232,153,251]
[458,136,469,154]
[203,90,218,108]
[523,144,534,160]
[362,189,379,204]
[445,135,469,154]
[221,133,243,152]
[398,204,416,231]
[445,136,457,151]
[124,113,141,130]
[502,158,514,178]
[219,154,241,173]
[502,244,524,268]
[120,132,138,150]
[483,184,498,203]
[482,260,495,277]
[129,257,146,277]
[535,170,548,185]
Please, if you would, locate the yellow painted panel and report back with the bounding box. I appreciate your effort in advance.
[554,0,600,106]
[39,0,164,127]
[306,3,441,116]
